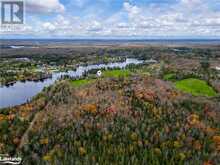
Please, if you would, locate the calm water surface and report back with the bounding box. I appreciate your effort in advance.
[0,59,143,109]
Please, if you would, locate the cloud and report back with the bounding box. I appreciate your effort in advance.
[3,0,220,38]
[117,1,220,37]
[86,21,102,32]
[123,2,140,15]
[26,0,65,13]
[181,0,202,6]
[117,22,129,29]
[42,22,56,31]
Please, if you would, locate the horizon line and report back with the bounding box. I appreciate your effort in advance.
[1,38,220,40]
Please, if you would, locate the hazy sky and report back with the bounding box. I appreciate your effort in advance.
[1,0,220,38]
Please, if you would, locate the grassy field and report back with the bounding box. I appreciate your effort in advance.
[102,69,131,78]
[70,79,94,87]
[175,78,217,97]
[71,69,131,87]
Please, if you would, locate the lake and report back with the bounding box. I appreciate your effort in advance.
[0,58,143,109]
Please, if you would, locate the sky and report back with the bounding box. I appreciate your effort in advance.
[1,0,220,39]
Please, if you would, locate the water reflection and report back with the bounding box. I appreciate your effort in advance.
[0,59,143,108]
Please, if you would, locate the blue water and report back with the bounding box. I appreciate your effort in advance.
[0,58,143,109]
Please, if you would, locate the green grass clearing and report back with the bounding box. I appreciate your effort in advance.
[70,79,94,87]
[175,78,217,97]
[71,69,131,87]
[102,69,131,78]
